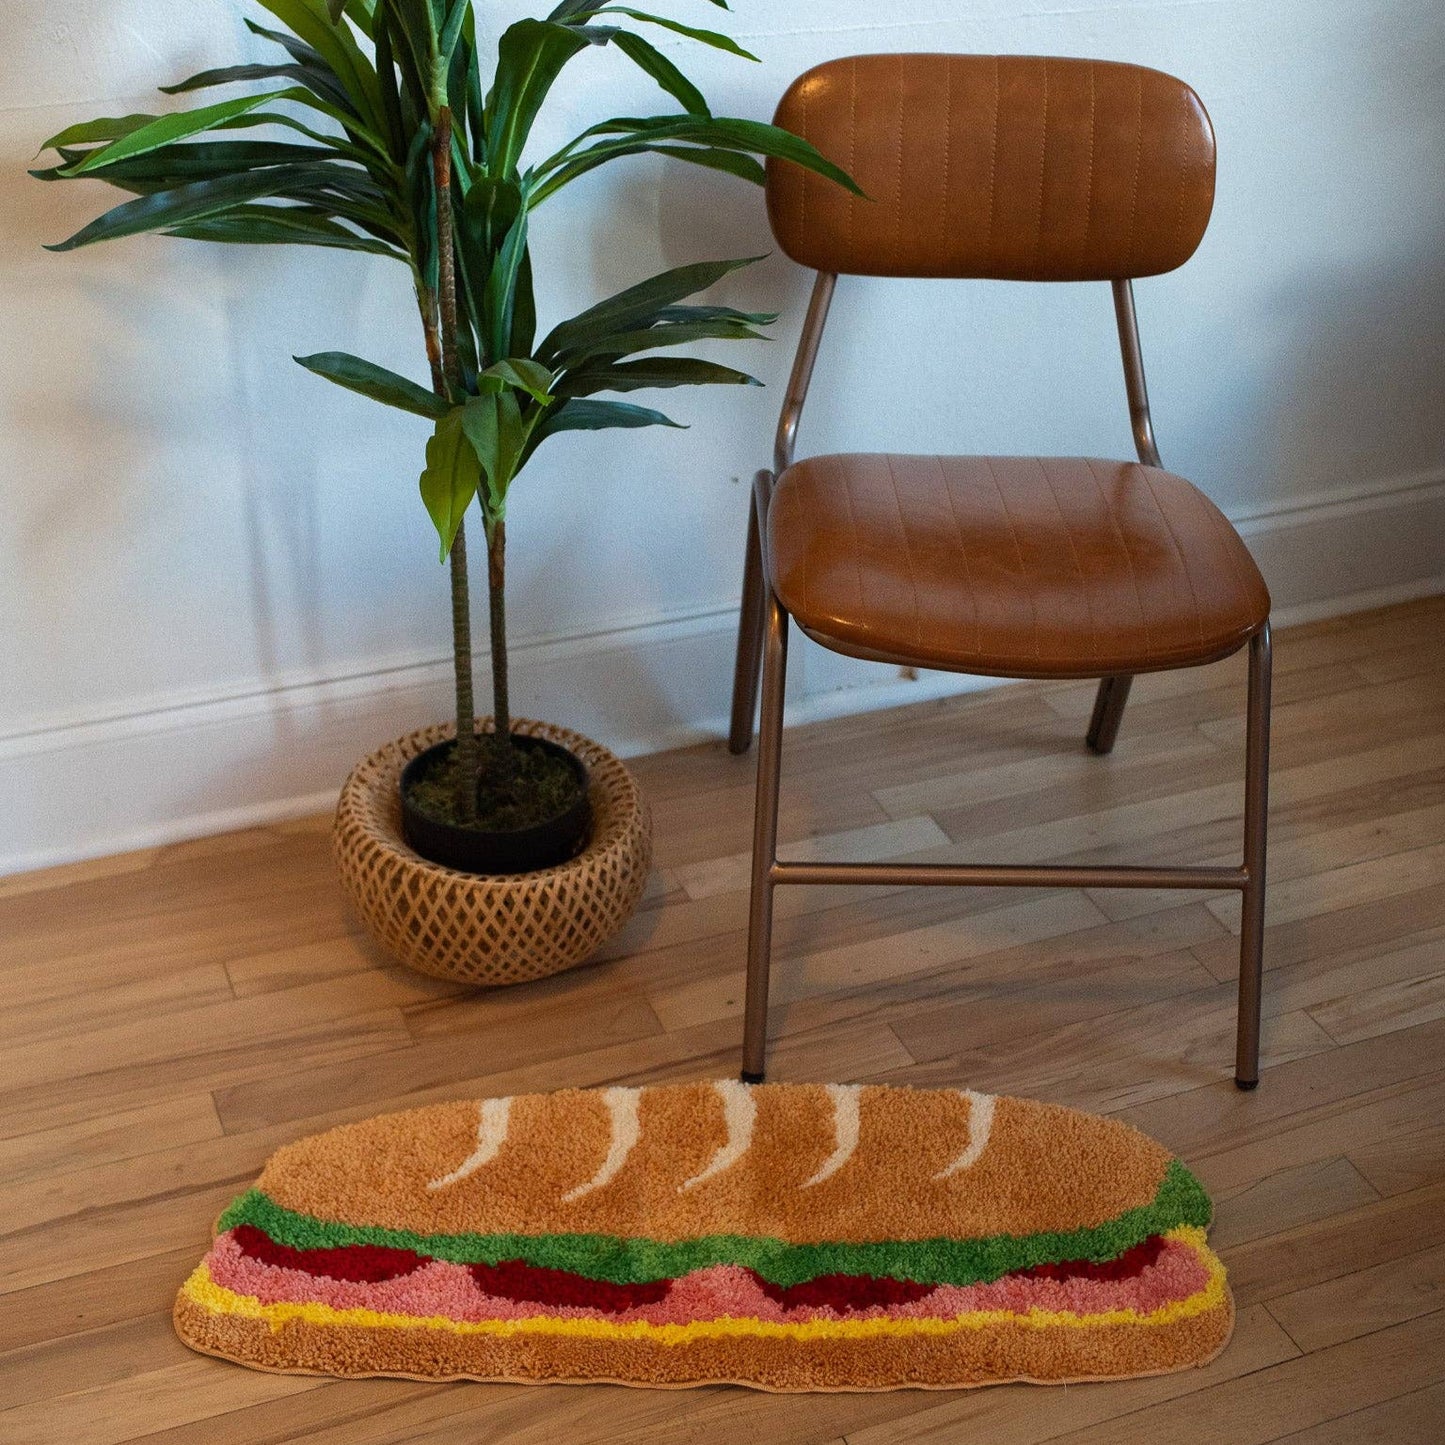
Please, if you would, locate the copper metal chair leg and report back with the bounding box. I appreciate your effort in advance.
[1087,675,1134,754]
[1235,622,1272,1089]
[728,487,768,755]
[741,596,789,1082]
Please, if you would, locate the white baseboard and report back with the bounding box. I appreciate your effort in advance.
[3,468,1441,876]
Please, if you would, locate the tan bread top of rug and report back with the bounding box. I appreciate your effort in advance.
[258,1083,1173,1244]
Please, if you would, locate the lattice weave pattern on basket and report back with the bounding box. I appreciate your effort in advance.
[333,719,652,986]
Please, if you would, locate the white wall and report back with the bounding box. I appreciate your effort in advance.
[2,0,1442,873]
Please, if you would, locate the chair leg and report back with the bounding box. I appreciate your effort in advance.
[1235,623,1272,1089]
[1087,675,1134,754]
[728,489,768,755]
[741,595,789,1083]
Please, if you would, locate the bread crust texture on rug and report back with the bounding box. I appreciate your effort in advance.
[174,1081,1234,1392]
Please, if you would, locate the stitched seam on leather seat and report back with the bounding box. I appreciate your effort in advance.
[937,455,983,660]
[882,453,925,648]
[1139,469,1207,648]
[1038,457,1100,667]
[1084,457,1157,656]
[1196,481,1266,632]
[984,456,1041,665]
[838,455,870,632]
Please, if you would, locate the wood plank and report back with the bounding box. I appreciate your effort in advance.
[0,1357,321,1445]
[0,1247,200,1355]
[1226,1182,1445,1309]
[1265,1381,1445,1443]
[0,597,1441,1440]
[1038,1309,1445,1445]
[0,1094,221,1188]
[1265,1243,1445,1353]
[845,1305,1300,1445]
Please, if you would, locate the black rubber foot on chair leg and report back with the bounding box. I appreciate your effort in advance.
[1234,1076,1260,1091]
[740,1070,765,1085]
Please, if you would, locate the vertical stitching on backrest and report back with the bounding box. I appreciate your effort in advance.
[1032,57,1049,279]
[891,54,906,270]
[1082,62,1097,271]
[1125,68,1143,278]
[1170,92,1191,268]
[983,457,1040,665]
[797,75,808,244]
[845,57,859,260]
[940,57,954,266]
[985,55,1001,267]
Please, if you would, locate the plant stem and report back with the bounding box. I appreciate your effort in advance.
[486,518,511,765]
[431,104,480,822]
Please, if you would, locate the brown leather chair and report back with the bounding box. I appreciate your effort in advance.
[730,55,1272,1089]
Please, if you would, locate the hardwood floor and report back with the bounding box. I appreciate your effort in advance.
[2,596,1443,1444]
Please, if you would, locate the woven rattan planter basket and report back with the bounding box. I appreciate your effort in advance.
[334,719,652,987]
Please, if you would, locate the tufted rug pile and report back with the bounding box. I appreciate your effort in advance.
[175,1081,1232,1392]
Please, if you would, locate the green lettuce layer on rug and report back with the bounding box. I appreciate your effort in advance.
[217,1157,1210,1288]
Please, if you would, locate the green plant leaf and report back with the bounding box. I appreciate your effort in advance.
[656,302,779,325]
[420,407,482,559]
[588,9,756,60]
[460,389,529,517]
[161,60,357,116]
[295,350,450,415]
[483,204,529,366]
[253,0,383,128]
[60,93,291,175]
[550,0,729,14]
[484,19,590,173]
[32,140,344,189]
[169,207,403,255]
[531,397,684,446]
[576,114,863,195]
[438,0,471,71]
[45,165,330,250]
[609,31,708,115]
[559,356,760,396]
[479,358,555,403]
[536,255,761,364]
[39,114,158,151]
[555,317,768,368]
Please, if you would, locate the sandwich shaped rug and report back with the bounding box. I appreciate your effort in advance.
[175,1082,1233,1391]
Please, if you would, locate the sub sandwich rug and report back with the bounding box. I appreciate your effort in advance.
[175,1082,1234,1391]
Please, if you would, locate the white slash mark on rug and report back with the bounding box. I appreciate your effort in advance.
[801,1084,863,1189]
[427,1097,512,1191]
[934,1091,997,1179]
[562,1087,642,1202]
[679,1080,758,1191]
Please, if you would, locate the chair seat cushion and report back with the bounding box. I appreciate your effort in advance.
[767,454,1270,678]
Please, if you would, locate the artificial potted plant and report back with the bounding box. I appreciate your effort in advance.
[37,0,855,981]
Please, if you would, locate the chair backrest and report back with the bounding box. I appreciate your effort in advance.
[766,54,1215,281]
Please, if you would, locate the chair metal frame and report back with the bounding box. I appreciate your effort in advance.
[729,271,1272,1090]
